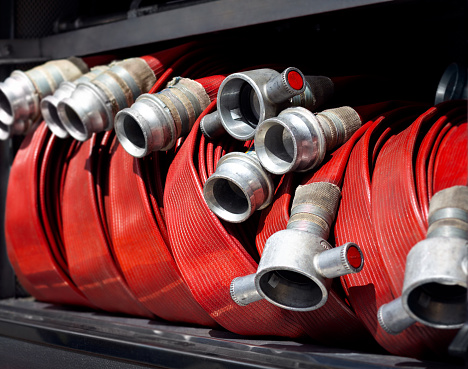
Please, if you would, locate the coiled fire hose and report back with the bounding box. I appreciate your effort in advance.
[3,42,468,360]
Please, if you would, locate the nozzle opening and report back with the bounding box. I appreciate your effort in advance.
[218,78,262,140]
[347,245,363,269]
[257,120,296,174]
[208,178,250,222]
[63,104,87,140]
[407,282,466,327]
[258,269,325,311]
[42,99,68,138]
[123,115,146,150]
[0,89,13,123]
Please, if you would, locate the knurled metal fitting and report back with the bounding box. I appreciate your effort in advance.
[41,65,110,139]
[200,110,225,140]
[230,182,364,311]
[114,77,211,157]
[230,274,263,306]
[255,106,361,175]
[378,185,468,333]
[58,58,156,142]
[378,298,416,335]
[0,57,88,128]
[203,150,274,223]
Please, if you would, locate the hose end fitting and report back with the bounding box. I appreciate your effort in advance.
[378,298,416,335]
[200,110,225,139]
[42,65,110,139]
[435,63,468,104]
[0,118,33,141]
[230,274,263,306]
[203,151,274,223]
[115,77,210,156]
[59,58,156,141]
[400,186,468,329]
[41,82,76,138]
[217,68,306,141]
[255,106,361,175]
[0,58,87,126]
[254,182,363,311]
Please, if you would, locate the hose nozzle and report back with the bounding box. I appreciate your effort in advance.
[203,151,274,223]
[115,77,211,157]
[255,106,361,174]
[41,66,110,138]
[230,182,364,311]
[378,185,468,333]
[58,58,156,141]
[217,68,332,141]
[0,57,87,127]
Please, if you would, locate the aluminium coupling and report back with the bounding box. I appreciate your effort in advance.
[230,182,364,311]
[378,185,468,334]
[434,63,468,104]
[0,57,88,127]
[217,67,334,141]
[58,58,156,141]
[255,106,361,175]
[41,66,110,138]
[115,77,211,157]
[203,150,274,223]
[0,119,33,141]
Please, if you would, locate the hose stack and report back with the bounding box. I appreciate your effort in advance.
[2,39,467,362]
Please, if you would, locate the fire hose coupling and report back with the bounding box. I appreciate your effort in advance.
[114,77,211,157]
[203,150,274,223]
[41,66,110,139]
[57,58,156,142]
[255,106,361,175]
[217,67,333,140]
[0,57,88,127]
[230,182,364,310]
[0,120,31,141]
[378,185,468,334]
[434,63,468,104]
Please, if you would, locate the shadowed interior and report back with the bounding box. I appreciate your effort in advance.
[212,178,249,216]
[123,115,146,149]
[259,269,323,310]
[408,282,466,326]
[64,105,86,135]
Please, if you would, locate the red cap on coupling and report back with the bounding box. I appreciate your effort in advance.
[346,245,363,269]
[287,70,304,90]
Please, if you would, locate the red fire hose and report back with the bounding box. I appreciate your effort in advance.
[4,41,468,359]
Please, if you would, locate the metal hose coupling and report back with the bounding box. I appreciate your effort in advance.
[41,66,110,138]
[434,63,468,104]
[58,58,156,141]
[378,185,468,334]
[217,67,333,140]
[114,77,211,157]
[255,106,361,175]
[230,182,364,310]
[203,150,274,223]
[0,120,32,141]
[0,57,88,127]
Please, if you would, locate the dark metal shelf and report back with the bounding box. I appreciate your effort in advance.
[0,0,396,63]
[0,298,461,369]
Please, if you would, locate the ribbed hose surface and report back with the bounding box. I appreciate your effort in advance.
[4,41,468,359]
